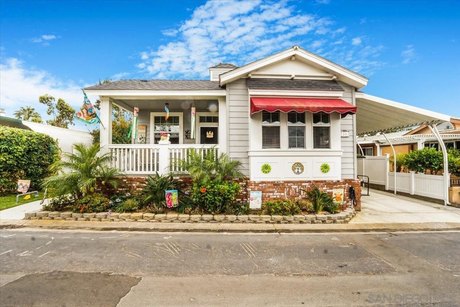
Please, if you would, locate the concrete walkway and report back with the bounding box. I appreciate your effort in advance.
[351,189,460,224]
[0,200,43,221]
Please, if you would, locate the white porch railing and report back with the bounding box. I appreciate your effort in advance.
[109,144,218,175]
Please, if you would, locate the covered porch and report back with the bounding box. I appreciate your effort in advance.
[89,87,227,175]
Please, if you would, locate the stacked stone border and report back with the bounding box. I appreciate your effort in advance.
[25,208,356,224]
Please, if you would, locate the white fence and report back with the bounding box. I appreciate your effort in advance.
[358,155,446,200]
[109,144,218,175]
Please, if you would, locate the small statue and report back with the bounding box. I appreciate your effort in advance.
[159,131,170,144]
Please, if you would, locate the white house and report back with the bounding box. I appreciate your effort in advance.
[84,46,452,202]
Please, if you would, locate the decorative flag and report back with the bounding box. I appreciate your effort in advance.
[128,107,139,144]
[76,91,100,124]
[164,103,170,121]
[191,106,196,139]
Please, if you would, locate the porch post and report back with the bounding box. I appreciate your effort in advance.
[218,97,227,154]
[99,97,112,154]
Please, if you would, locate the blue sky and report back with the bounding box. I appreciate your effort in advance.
[1,0,459,127]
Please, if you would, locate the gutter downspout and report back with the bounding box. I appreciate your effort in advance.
[357,143,365,177]
[429,124,450,206]
[381,132,397,195]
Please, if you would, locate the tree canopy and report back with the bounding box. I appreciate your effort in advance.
[39,94,75,128]
[13,106,43,123]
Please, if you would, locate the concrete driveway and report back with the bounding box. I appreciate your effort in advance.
[352,189,460,224]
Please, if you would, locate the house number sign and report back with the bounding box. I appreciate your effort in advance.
[292,162,304,175]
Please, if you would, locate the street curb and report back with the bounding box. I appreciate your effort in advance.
[2,220,460,233]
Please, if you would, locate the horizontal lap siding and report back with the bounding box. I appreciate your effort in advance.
[227,79,250,175]
[340,82,356,179]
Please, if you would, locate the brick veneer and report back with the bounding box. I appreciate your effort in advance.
[116,176,361,211]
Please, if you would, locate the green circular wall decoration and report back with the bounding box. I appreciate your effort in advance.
[320,163,331,174]
[261,163,272,174]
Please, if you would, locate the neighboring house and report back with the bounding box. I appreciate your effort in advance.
[357,118,460,157]
[0,116,93,154]
[84,46,452,199]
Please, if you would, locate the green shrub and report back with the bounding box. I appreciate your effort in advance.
[296,199,313,212]
[179,150,244,214]
[43,194,75,211]
[0,126,60,194]
[262,200,301,215]
[305,186,334,214]
[115,198,139,213]
[74,193,110,213]
[404,148,443,174]
[323,201,340,214]
[140,173,176,207]
[191,181,240,214]
[227,202,250,215]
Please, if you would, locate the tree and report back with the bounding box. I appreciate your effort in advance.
[13,106,43,123]
[39,94,75,128]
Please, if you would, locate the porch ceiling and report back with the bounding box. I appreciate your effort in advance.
[356,93,452,135]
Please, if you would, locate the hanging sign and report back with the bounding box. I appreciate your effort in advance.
[249,191,262,209]
[165,190,179,208]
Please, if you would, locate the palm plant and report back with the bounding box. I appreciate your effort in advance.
[13,106,43,123]
[43,143,121,198]
[179,149,243,184]
[140,173,176,207]
[305,186,334,214]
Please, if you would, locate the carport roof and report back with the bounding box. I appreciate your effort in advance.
[356,93,452,135]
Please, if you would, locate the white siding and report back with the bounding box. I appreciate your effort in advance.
[339,82,356,179]
[226,79,250,175]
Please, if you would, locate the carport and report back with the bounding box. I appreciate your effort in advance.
[355,93,453,205]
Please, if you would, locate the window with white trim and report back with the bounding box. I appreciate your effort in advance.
[287,112,305,149]
[262,111,280,149]
[313,112,330,149]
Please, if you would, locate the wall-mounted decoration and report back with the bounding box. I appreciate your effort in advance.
[320,163,330,174]
[292,162,304,175]
[137,125,147,144]
[341,130,350,138]
[261,163,272,174]
[332,188,344,205]
[249,191,262,209]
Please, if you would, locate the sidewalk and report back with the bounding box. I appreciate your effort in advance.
[1,193,460,233]
[0,200,43,221]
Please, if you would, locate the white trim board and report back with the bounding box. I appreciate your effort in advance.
[220,46,368,89]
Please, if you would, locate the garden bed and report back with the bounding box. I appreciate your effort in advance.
[24,208,356,224]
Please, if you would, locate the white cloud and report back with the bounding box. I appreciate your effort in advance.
[139,0,384,78]
[0,57,86,117]
[31,34,59,45]
[401,44,416,64]
[351,37,362,46]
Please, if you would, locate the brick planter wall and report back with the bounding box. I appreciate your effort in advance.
[116,176,361,211]
[248,179,361,211]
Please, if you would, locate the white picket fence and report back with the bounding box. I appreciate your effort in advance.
[108,144,218,175]
[358,155,446,200]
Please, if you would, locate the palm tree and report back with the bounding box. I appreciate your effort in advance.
[43,143,122,198]
[13,106,43,123]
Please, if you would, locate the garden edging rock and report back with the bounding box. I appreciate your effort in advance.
[24,208,356,224]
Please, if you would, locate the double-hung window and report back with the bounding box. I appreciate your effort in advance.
[287,112,305,148]
[262,111,280,149]
[313,112,331,149]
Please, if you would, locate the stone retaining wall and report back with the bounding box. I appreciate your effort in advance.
[25,208,356,224]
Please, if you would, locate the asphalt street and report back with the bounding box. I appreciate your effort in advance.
[1,229,460,306]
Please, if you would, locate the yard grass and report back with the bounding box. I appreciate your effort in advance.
[0,192,44,211]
